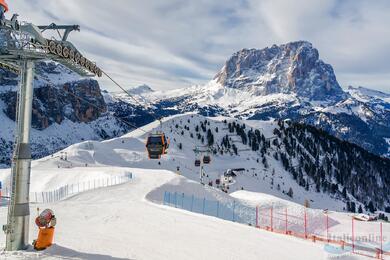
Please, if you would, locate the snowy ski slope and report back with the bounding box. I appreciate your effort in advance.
[0,114,386,259]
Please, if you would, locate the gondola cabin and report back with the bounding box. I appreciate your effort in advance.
[194,159,201,167]
[203,155,211,164]
[146,133,169,159]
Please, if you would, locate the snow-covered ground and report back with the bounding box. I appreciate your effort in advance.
[0,114,387,259]
[0,167,336,260]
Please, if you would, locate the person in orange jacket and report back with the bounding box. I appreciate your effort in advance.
[0,0,8,20]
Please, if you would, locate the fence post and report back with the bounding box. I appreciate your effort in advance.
[217,201,220,217]
[326,213,329,242]
[285,208,288,234]
[191,195,194,211]
[202,198,206,214]
[304,209,307,238]
[174,192,177,208]
[380,222,383,259]
[352,217,355,253]
[168,192,171,205]
[163,191,167,205]
[233,200,236,222]
[256,206,259,228]
[181,193,184,209]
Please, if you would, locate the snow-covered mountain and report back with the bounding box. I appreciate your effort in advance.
[110,41,390,157]
[126,84,154,95]
[0,62,130,167]
[1,41,389,168]
[214,41,346,102]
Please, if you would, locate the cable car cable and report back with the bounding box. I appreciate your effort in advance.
[96,68,212,162]
[101,70,161,123]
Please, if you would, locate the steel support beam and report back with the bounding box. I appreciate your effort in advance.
[4,60,34,251]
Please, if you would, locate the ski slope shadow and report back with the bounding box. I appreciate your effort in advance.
[1,244,134,260]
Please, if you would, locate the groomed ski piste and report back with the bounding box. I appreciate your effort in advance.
[0,114,387,259]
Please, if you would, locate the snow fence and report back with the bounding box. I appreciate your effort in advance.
[163,191,389,259]
[30,172,133,203]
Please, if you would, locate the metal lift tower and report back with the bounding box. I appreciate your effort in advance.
[0,12,101,250]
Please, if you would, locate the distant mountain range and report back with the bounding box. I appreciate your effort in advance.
[111,41,390,158]
[0,41,389,167]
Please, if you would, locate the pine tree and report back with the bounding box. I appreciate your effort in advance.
[262,157,268,169]
[342,187,347,198]
[232,144,238,155]
[367,201,375,213]
[207,129,214,146]
[287,187,294,198]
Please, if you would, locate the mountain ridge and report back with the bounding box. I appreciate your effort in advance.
[114,41,389,157]
[0,41,389,167]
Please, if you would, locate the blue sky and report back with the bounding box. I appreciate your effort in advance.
[8,0,390,92]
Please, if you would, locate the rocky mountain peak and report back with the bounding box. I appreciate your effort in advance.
[127,84,154,95]
[214,41,345,102]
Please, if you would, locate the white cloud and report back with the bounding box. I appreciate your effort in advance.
[6,0,390,93]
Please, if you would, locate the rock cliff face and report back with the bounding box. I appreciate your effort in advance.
[1,78,107,130]
[0,62,128,167]
[214,41,345,102]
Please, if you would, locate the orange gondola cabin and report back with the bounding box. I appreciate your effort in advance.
[203,155,211,164]
[146,133,169,159]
